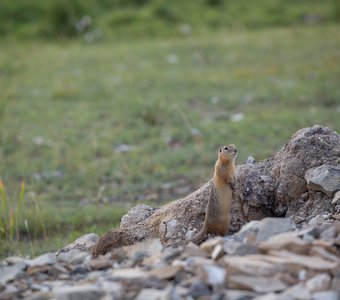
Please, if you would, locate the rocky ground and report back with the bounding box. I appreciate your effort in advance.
[1,213,339,300]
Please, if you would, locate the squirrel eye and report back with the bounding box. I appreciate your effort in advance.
[224,146,229,150]
[219,148,222,152]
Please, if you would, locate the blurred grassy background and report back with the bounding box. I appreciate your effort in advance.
[0,0,339,257]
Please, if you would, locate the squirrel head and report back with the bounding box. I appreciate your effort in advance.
[218,144,238,163]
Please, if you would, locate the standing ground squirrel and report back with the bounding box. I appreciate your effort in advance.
[193,144,237,244]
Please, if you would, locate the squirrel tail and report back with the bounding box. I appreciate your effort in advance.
[91,227,138,257]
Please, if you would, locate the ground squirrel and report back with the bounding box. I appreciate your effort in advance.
[193,144,237,244]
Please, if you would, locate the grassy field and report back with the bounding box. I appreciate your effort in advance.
[0,24,339,258]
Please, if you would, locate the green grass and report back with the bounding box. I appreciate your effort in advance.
[0,0,338,40]
[0,24,339,258]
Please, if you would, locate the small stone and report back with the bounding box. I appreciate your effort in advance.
[223,289,258,300]
[232,220,261,243]
[98,280,123,299]
[293,215,305,224]
[0,261,26,285]
[230,112,245,122]
[232,244,258,256]
[246,156,256,164]
[136,286,172,300]
[185,229,195,240]
[123,238,163,265]
[59,233,99,253]
[255,218,295,243]
[200,237,224,254]
[202,264,226,287]
[223,255,281,276]
[269,250,338,271]
[108,267,148,279]
[332,213,340,220]
[211,244,224,260]
[27,253,57,267]
[120,204,155,228]
[183,242,207,258]
[298,269,308,281]
[308,215,325,226]
[305,164,340,197]
[320,225,337,239]
[165,219,178,238]
[25,291,54,300]
[114,144,133,153]
[149,265,182,280]
[5,256,26,265]
[188,280,211,298]
[336,205,340,213]
[161,247,182,263]
[331,277,340,291]
[280,283,311,299]
[166,54,178,64]
[70,265,89,276]
[26,253,58,275]
[88,253,112,270]
[309,246,340,263]
[57,248,90,265]
[30,283,50,292]
[252,293,282,300]
[0,284,20,300]
[300,227,319,240]
[258,233,310,255]
[27,264,52,276]
[53,284,104,300]
[332,191,340,204]
[305,273,332,292]
[223,240,243,255]
[228,275,287,293]
[312,291,339,300]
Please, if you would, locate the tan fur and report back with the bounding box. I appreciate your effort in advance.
[192,144,237,244]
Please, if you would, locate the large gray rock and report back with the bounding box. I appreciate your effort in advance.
[305,164,340,197]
